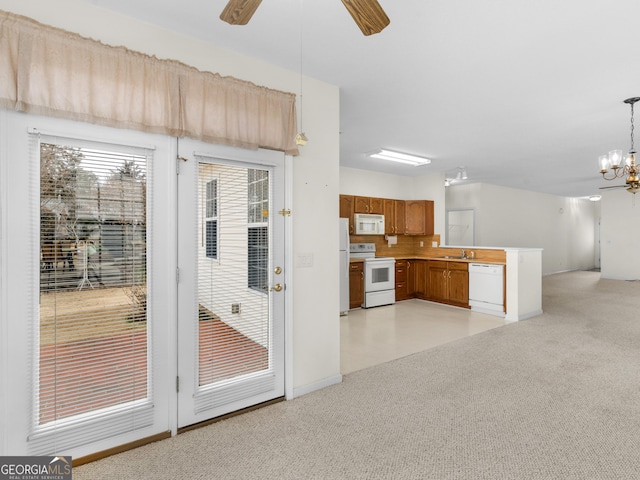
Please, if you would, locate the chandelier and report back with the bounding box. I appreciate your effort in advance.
[599,97,640,194]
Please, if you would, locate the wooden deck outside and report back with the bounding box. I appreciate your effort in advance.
[38,287,267,424]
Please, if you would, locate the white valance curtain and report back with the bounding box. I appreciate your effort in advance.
[0,10,299,155]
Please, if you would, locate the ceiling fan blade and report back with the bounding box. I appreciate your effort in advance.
[599,185,626,189]
[341,0,390,36]
[220,0,263,25]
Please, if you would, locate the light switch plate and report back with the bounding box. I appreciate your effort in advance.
[296,253,313,267]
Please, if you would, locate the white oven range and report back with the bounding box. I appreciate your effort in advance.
[350,243,396,308]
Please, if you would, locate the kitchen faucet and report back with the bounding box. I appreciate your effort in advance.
[461,249,466,259]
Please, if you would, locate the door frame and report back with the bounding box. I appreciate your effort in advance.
[446,208,476,246]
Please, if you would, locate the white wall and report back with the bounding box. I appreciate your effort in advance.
[446,183,598,276]
[290,75,341,393]
[340,167,446,238]
[0,0,341,394]
[600,189,640,280]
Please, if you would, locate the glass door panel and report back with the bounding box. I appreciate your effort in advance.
[177,140,285,428]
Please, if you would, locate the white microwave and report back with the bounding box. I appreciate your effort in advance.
[354,213,385,235]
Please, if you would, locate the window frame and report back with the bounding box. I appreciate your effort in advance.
[204,177,219,260]
[247,169,269,293]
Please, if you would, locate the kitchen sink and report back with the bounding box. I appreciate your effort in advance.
[438,255,466,259]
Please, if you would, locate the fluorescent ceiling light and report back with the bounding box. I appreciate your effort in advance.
[368,149,431,166]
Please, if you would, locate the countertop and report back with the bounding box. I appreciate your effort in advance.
[350,256,505,265]
[393,255,505,265]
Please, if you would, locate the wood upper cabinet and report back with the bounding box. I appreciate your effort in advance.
[339,194,355,234]
[354,196,384,214]
[349,262,364,309]
[383,199,406,234]
[405,200,434,235]
[340,194,433,236]
[427,260,468,307]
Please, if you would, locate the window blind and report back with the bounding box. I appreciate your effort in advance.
[195,162,272,410]
[30,133,153,454]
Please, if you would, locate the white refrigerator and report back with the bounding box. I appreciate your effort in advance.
[339,218,350,314]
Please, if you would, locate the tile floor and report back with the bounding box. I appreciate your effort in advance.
[340,299,507,374]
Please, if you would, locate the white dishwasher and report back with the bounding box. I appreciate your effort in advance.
[468,263,505,316]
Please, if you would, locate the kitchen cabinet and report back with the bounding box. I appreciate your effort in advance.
[338,195,434,236]
[411,260,428,299]
[339,194,355,234]
[405,200,434,235]
[427,260,469,307]
[395,260,410,301]
[383,199,406,235]
[354,196,384,214]
[349,262,364,309]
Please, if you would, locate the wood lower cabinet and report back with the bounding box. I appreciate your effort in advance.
[397,259,428,301]
[349,262,364,309]
[411,260,428,299]
[395,260,410,301]
[427,260,469,307]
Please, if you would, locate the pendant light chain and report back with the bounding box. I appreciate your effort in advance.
[631,101,635,153]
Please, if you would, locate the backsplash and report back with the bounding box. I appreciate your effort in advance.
[349,234,441,257]
[348,234,505,263]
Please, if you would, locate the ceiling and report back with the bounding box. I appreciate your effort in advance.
[83,0,640,198]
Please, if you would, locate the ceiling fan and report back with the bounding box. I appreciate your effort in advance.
[219,0,390,36]
[599,184,640,193]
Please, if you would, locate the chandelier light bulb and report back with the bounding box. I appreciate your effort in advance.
[624,153,633,167]
[599,155,609,173]
[608,150,623,168]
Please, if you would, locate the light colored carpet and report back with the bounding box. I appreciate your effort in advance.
[75,271,640,479]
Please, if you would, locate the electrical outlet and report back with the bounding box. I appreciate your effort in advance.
[231,303,240,314]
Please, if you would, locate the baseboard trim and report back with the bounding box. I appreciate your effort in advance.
[505,309,543,322]
[292,374,343,398]
[72,431,172,467]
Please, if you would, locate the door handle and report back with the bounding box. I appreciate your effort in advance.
[270,283,284,292]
